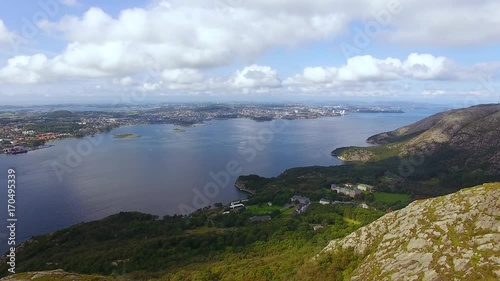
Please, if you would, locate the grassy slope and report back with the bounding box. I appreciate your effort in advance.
[1,203,384,280]
[4,184,497,281]
[374,192,410,203]
[297,182,500,281]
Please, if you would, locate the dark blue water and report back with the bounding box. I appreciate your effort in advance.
[0,110,439,251]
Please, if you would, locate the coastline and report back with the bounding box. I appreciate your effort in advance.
[2,144,54,155]
[235,179,256,195]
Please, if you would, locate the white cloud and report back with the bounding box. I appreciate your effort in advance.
[161,69,204,84]
[422,90,447,96]
[0,0,499,103]
[284,53,457,86]
[0,55,48,83]
[401,53,453,80]
[302,67,338,83]
[113,76,134,86]
[230,65,281,89]
[29,1,347,81]
[0,20,15,47]
[141,82,162,92]
[384,0,500,47]
[421,88,495,97]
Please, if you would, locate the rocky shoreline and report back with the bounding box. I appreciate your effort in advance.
[234,179,255,195]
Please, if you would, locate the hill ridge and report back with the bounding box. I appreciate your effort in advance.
[336,104,500,175]
[313,183,500,280]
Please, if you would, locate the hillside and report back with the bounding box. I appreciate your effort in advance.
[3,183,498,280]
[2,105,499,280]
[0,269,111,281]
[0,204,378,280]
[299,182,500,280]
[334,104,500,175]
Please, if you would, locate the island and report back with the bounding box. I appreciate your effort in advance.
[173,127,186,132]
[113,133,141,139]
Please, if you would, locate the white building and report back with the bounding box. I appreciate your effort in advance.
[319,198,331,205]
[230,203,245,209]
[357,184,374,192]
[331,184,361,198]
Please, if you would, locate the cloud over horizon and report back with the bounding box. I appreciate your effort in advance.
[0,0,498,102]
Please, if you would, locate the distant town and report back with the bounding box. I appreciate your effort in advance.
[0,103,403,154]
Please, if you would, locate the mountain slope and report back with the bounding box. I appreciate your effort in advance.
[301,183,500,280]
[335,104,500,174]
[0,269,111,280]
[6,183,497,280]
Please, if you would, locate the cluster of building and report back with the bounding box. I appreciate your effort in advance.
[144,105,350,124]
[3,146,28,154]
[222,200,249,214]
[291,195,311,214]
[222,184,377,224]
[319,198,369,209]
[331,183,374,198]
[0,132,64,154]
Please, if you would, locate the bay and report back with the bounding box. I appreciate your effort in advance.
[0,109,440,250]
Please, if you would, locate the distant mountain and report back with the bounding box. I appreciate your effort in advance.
[334,104,500,175]
[299,183,500,280]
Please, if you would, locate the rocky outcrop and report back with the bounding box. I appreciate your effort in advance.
[0,269,111,280]
[234,179,256,194]
[320,183,500,280]
[337,149,374,162]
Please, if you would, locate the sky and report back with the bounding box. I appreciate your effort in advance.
[0,0,499,105]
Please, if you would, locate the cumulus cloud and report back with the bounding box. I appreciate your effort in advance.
[161,69,204,84]
[401,53,454,80]
[141,82,162,92]
[27,1,348,82]
[230,65,281,89]
[422,90,447,96]
[284,53,457,86]
[0,55,49,83]
[384,0,500,47]
[3,0,500,82]
[113,76,134,86]
[0,0,499,102]
[0,20,15,47]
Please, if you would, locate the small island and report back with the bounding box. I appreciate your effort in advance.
[114,133,141,139]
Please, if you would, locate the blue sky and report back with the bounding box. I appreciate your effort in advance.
[0,0,499,105]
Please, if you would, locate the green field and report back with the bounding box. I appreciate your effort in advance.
[245,204,282,215]
[343,217,361,225]
[375,192,410,203]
